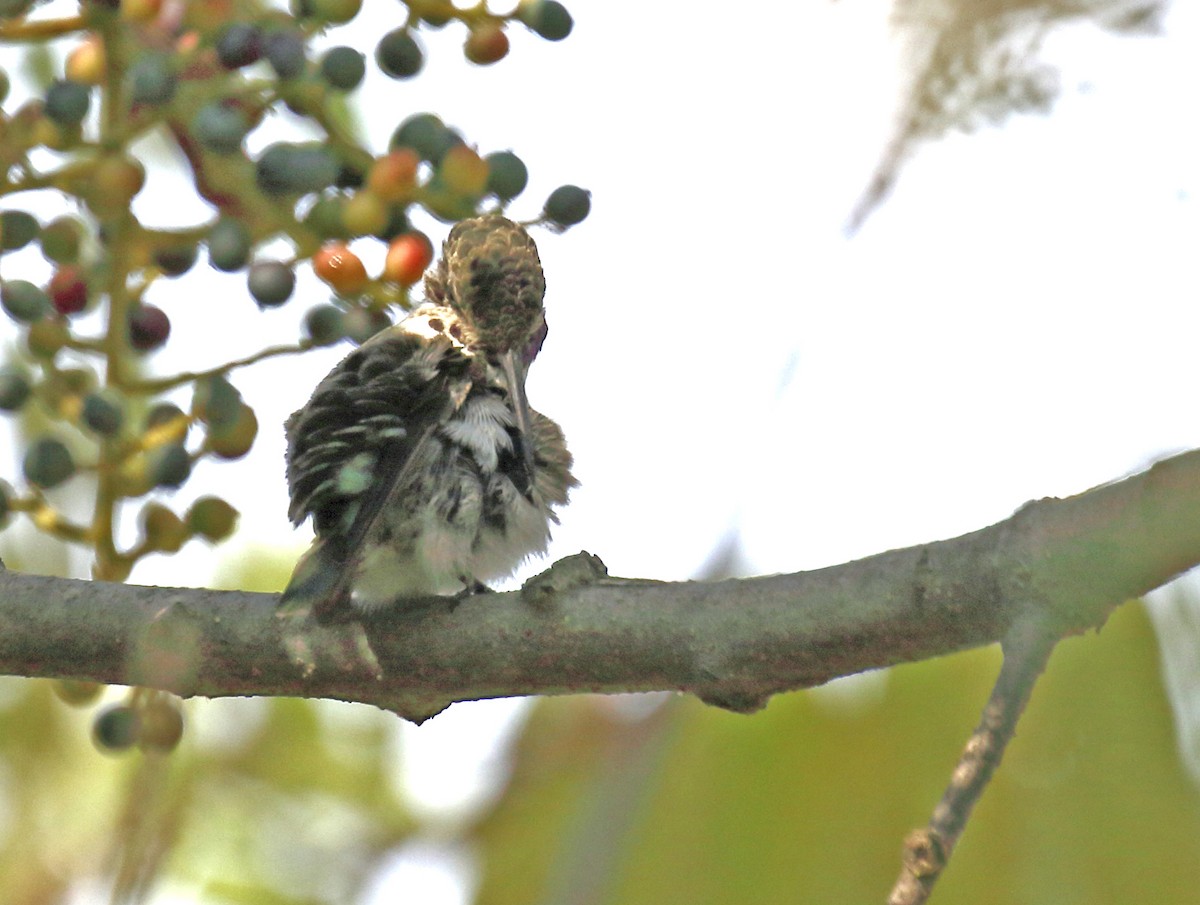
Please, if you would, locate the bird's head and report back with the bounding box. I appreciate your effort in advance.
[426,214,548,364]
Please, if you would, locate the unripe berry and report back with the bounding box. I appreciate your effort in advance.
[367,149,420,202]
[248,260,296,307]
[484,151,528,200]
[24,437,75,488]
[544,184,591,227]
[438,145,489,198]
[141,501,189,551]
[93,704,141,752]
[376,28,423,79]
[138,696,185,752]
[187,496,239,542]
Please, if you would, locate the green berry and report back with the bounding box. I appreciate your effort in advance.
[43,80,91,126]
[1,209,39,251]
[1,279,51,322]
[256,142,339,196]
[544,184,590,227]
[389,112,461,163]
[308,0,361,23]
[518,0,573,41]
[0,367,31,411]
[192,102,250,154]
[93,704,141,752]
[39,216,84,265]
[145,401,186,431]
[303,195,350,240]
[141,502,189,552]
[26,319,69,359]
[192,375,242,428]
[82,390,124,436]
[320,46,365,91]
[153,242,198,277]
[343,306,391,344]
[376,29,424,79]
[303,304,346,346]
[128,54,176,106]
[149,443,191,489]
[208,404,257,459]
[23,437,75,489]
[187,496,239,542]
[248,260,295,307]
[265,29,306,79]
[216,23,263,69]
[484,151,528,200]
[208,217,252,271]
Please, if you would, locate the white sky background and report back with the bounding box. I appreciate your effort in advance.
[4,0,1200,901]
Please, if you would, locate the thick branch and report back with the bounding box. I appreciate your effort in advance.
[1,449,1199,722]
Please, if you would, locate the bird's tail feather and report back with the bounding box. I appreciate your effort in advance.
[279,537,350,621]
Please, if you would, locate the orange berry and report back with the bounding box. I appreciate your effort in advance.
[367,148,420,202]
[383,231,433,286]
[66,37,106,85]
[312,242,369,294]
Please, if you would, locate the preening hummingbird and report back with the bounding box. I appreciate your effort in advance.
[280,215,576,622]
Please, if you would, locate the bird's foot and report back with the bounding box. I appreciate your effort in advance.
[458,578,495,597]
[521,551,608,609]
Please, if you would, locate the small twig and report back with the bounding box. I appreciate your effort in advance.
[122,341,312,394]
[0,14,85,42]
[887,616,1059,905]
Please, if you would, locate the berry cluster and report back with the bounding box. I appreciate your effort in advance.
[0,0,587,750]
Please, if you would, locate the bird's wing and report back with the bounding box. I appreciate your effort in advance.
[281,330,471,620]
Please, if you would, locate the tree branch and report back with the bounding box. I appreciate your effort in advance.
[1,449,1199,723]
[887,616,1058,905]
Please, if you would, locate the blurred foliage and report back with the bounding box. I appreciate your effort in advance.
[472,601,1199,905]
[0,594,1193,903]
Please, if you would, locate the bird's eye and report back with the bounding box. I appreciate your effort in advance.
[523,319,548,366]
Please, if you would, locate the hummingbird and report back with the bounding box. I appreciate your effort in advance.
[280,215,576,622]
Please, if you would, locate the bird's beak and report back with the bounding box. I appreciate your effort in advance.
[499,348,538,485]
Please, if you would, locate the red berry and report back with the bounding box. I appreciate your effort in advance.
[48,266,87,315]
[464,23,509,65]
[128,303,170,351]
